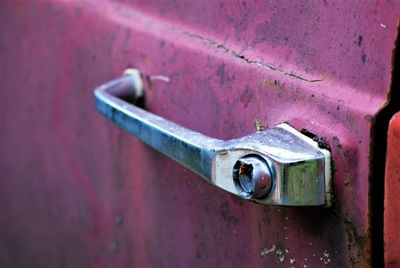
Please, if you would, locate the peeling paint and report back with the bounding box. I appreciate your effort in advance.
[320,250,331,265]
[149,75,170,82]
[260,245,276,256]
[254,119,266,131]
[276,247,285,263]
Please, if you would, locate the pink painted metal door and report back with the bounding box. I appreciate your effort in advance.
[1,1,399,267]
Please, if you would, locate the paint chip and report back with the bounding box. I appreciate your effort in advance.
[149,75,170,82]
[276,248,285,263]
[260,245,276,256]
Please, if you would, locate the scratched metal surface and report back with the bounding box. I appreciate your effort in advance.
[0,1,398,267]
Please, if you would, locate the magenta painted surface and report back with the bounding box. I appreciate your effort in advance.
[0,1,398,267]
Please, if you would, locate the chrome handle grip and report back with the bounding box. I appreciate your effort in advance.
[94,69,332,206]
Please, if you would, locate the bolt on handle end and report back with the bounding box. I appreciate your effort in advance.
[233,155,273,200]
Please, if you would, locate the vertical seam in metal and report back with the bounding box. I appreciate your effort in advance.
[369,23,400,268]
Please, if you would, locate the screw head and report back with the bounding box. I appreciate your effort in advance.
[233,155,273,199]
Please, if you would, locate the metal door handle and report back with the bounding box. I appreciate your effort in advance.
[94,69,332,206]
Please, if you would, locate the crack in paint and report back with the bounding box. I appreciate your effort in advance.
[183,31,323,83]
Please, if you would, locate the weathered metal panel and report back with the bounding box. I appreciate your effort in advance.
[0,1,399,267]
[385,112,400,268]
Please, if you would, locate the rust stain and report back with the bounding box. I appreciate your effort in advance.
[259,77,284,88]
[254,119,266,131]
